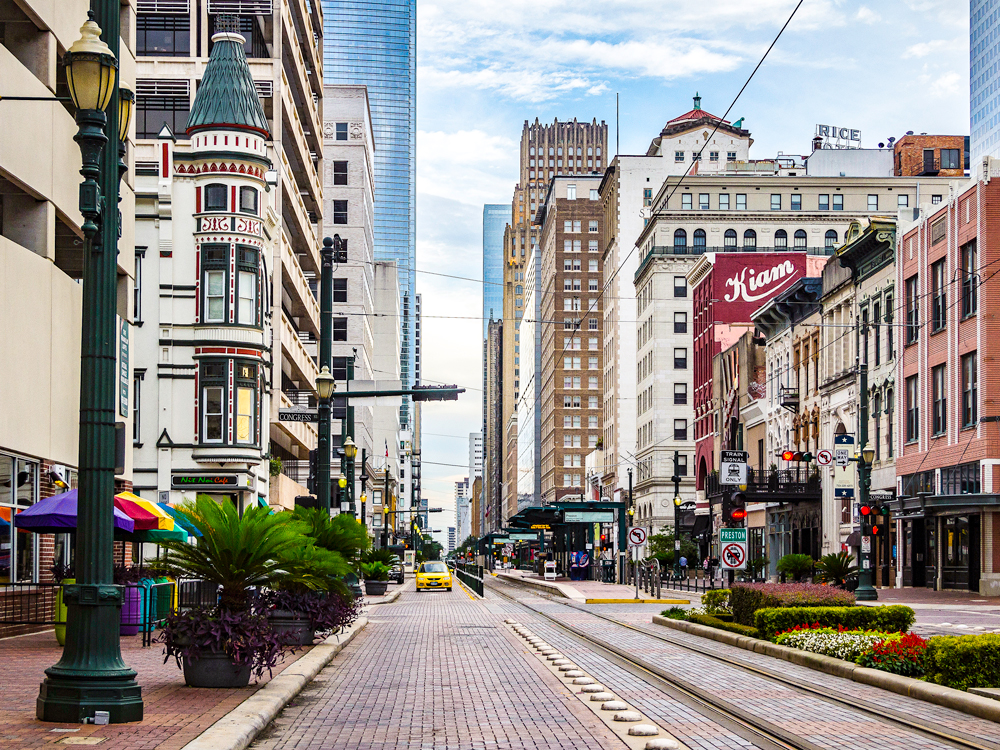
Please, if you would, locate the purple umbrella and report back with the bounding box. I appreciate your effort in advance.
[13,489,135,534]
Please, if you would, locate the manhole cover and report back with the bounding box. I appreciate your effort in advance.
[58,738,105,745]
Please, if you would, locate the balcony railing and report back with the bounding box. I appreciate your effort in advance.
[706,466,820,501]
[780,386,800,412]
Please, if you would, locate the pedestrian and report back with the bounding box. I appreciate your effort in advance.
[679,555,688,576]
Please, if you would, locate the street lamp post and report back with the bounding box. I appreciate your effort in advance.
[855,360,879,601]
[315,365,336,512]
[359,448,368,528]
[37,11,143,723]
[342,436,357,515]
[316,235,336,512]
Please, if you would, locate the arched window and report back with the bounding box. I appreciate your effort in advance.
[674,229,687,251]
[724,229,737,247]
[693,228,707,249]
[825,229,839,248]
[204,183,227,211]
[774,229,787,248]
[794,229,807,248]
[743,229,757,249]
[515,285,523,295]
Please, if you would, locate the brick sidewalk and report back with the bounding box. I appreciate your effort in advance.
[0,628,311,750]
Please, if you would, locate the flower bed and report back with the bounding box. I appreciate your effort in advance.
[730,583,855,626]
[754,604,914,641]
[775,626,891,661]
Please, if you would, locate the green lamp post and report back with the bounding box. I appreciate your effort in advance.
[37,11,143,723]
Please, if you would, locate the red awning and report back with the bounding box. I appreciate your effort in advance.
[114,495,160,530]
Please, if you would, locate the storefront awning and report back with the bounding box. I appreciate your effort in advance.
[690,514,711,540]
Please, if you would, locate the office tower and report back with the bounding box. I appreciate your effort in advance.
[323,0,417,430]
[483,205,507,332]
[973,0,1000,164]
[469,432,483,479]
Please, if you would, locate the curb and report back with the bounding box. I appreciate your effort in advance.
[586,598,690,605]
[180,616,368,750]
[365,582,408,606]
[495,572,587,602]
[651,615,1000,723]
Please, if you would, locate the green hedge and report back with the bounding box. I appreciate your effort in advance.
[754,605,915,641]
[923,634,1000,690]
[730,583,856,626]
[687,613,759,639]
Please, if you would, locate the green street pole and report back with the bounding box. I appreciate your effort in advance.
[856,359,878,601]
[316,238,334,512]
[38,2,142,723]
[381,467,390,549]
[673,451,682,579]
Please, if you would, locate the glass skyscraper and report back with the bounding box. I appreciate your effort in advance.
[972,0,1000,164]
[323,0,416,426]
[482,204,507,336]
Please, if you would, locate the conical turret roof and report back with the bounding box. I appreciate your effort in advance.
[186,31,269,138]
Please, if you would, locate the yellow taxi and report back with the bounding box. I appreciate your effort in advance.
[415,561,452,592]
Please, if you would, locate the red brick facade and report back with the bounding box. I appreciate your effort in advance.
[893,134,967,178]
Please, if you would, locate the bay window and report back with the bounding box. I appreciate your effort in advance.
[236,246,259,325]
[235,362,257,444]
[202,245,227,323]
[201,361,226,442]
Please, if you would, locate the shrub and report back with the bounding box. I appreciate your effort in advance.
[701,589,730,615]
[856,632,928,677]
[687,613,759,639]
[755,605,915,641]
[776,627,890,661]
[777,553,815,581]
[814,551,858,587]
[361,562,391,582]
[661,606,688,620]
[922,634,1000,690]
[730,583,857,626]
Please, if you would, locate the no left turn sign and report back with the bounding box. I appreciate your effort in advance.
[628,526,647,547]
[816,449,833,466]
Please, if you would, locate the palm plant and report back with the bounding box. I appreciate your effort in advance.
[362,548,396,566]
[291,506,370,566]
[155,497,306,611]
[814,551,858,587]
[776,553,815,582]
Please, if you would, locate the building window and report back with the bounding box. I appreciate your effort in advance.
[674,312,687,333]
[201,361,226,443]
[710,151,719,162]
[833,194,843,210]
[137,88,190,140]
[333,278,348,302]
[333,317,347,341]
[0,454,38,582]
[675,151,684,162]
[699,193,710,210]
[133,375,141,444]
[674,419,687,441]
[931,259,946,332]
[335,122,348,140]
[201,244,228,323]
[792,229,806,248]
[235,362,257,444]
[643,188,652,206]
[682,193,692,210]
[674,382,687,405]
[134,250,143,323]
[566,184,576,200]
[887,388,894,458]
[962,240,978,317]
[873,393,881,461]
[137,14,191,57]
[867,194,878,211]
[898,194,910,208]
[589,220,598,233]
[204,183,227,211]
[791,194,801,211]
[962,351,978,428]
[932,364,946,435]
[674,276,687,298]
[885,291,894,359]
[906,374,919,442]
[692,151,702,162]
[736,194,747,210]
[674,229,687,251]
[333,161,348,185]
[590,189,599,200]
[724,229,737,247]
[873,300,881,366]
[743,229,757,249]
[333,200,348,224]
[905,275,919,345]
[941,463,981,495]
[674,348,687,369]
[941,149,961,170]
[719,193,730,210]
[693,228,706,250]
[775,229,787,248]
[236,248,258,325]
[932,195,943,204]
[825,230,838,249]
[818,194,829,211]
[770,194,781,211]
[677,454,688,476]
[727,151,737,161]
[239,186,258,215]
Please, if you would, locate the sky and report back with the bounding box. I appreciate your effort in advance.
[413,0,970,547]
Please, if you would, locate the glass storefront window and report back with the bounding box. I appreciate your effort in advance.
[0,454,38,582]
[944,516,969,566]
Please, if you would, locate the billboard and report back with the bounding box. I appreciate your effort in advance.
[711,253,808,323]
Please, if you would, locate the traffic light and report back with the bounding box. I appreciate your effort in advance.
[859,503,872,517]
[722,491,747,525]
[781,451,814,462]
[411,385,462,402]
[307,448,318,493]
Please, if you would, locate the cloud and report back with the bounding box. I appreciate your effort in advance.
[855,6,880,23]
[417,129,517,205]
[903,38,965,59]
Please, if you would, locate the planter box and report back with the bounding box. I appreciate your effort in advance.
[120,583,143,636]
[364,580,388,597]
[182,651,252,688]
[268,611,315,646]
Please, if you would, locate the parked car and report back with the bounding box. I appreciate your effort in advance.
[390,558,404,584]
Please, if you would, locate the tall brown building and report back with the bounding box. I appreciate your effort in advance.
[500,118,607,517]
[536,176,605,502]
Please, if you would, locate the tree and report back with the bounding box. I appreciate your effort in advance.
[647,529,698,566]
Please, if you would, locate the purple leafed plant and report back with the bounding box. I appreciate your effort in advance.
[157,606,297,680]
[259,590,363,639]
[730,582,856,626]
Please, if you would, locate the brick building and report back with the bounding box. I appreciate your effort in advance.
[894,163,1000,594]
[535,176,605,501]
[893,134,968,178]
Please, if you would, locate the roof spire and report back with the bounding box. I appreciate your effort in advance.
[186,18,269,138]
[693,92,702,110]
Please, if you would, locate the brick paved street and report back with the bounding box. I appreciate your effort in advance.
[0,627,313,750]
[249,587,626,750]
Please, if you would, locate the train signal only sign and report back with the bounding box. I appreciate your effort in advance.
[719,527,747,570]
[628,527,647,547]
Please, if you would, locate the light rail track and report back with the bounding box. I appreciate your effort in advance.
[488,576,1000,750]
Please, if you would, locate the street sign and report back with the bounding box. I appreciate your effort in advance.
[721,542,747,570]
[563,510,615,523]
[834,434,854,467]
[627,526,647,547]
[278,408,318,423]
[816,449,833,466]
[719,527,747,543]
[861,536,871,554]
[503,544,513,556]
[720,450,748,485]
